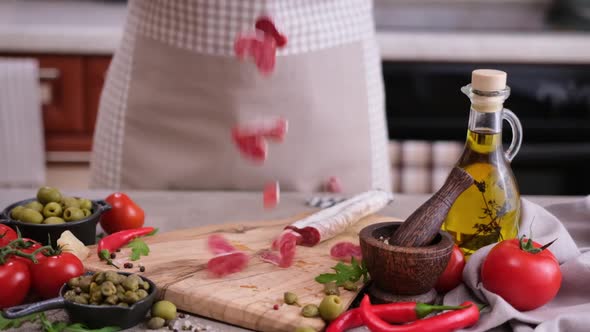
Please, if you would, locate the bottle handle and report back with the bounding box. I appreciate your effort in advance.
[503,108,523,162]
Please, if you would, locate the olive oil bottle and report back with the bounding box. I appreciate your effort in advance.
[442,69,522,256]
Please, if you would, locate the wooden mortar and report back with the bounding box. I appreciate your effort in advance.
[359,221,454,304]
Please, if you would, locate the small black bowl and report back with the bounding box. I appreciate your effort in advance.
[2,272,157,330]
[0,198,111,246]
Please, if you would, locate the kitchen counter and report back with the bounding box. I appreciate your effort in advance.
[1,0,589,63]
[1,189,587,331]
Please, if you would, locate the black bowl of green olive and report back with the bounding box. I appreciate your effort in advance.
[2,272,156,330]
[0,187,111,246]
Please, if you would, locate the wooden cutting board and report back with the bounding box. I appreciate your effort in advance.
[84,213,398,332]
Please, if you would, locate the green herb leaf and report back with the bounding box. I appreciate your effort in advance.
[39,313,67,332]
[0,313,39,330]
[99,249,119,269]
[64,323,120,332]
[127,239,150,261]
[314,259,369,286]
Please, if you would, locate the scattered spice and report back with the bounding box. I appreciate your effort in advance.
[116,248,121,252]
[140,265,146,272]
[273,304,280,310]
[124,262,133,269]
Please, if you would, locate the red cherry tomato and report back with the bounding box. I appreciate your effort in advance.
[435,244,466,293]
[0,224,17,247]
[30,252,84,299]
[0,259,31,309]
[481,238,562,311]
[100,192,145,234]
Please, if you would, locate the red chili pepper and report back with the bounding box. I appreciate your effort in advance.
[327,301,469,332]
[359,295,479,332]
[97,227,155,268]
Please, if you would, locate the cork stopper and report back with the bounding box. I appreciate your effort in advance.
[471,69,507,92]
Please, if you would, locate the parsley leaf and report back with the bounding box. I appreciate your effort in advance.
[0,313,39,330]
[99,249,120,269]
[64,324,120,332]
[146,228,159,236]
[127,239,150,261]
[315,257,369,286]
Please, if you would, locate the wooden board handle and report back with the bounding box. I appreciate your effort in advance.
[389,167,473,247]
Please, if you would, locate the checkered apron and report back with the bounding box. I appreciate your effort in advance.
[90,0,391,192]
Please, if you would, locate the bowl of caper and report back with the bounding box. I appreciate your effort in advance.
[2,271,156,330]
[0,186,111,246]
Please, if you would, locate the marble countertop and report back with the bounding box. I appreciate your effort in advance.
[0,189,586,332]
[0,0,589,63]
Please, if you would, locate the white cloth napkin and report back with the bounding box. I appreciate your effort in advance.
[443,198,590,332]
[0,58,45,188]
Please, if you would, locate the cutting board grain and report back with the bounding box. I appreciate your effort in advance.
[84,213,398,332]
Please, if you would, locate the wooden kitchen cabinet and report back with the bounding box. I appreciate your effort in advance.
[1,54,111,153]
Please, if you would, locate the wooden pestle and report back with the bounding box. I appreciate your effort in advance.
[389,167,474,247]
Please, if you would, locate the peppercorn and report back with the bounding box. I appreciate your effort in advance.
[124,262,133,269]
[110,252,117,259]
[140,265,146,272]
[273,304,280,310]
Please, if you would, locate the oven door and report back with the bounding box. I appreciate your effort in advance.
[383,62,590,195]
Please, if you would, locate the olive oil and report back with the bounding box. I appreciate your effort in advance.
[442,129,520,256]
[441,69,523,257]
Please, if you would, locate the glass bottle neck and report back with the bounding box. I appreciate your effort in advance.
[468,108,503,135]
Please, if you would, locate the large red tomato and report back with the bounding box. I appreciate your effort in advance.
[0,259,31,309]
[30,252,84,299]
[435,244,466,293]
[0,224,17,247]
[481,237,562,311]
[100,192,145,234]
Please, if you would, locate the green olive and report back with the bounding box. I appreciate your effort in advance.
[24,201,44,213]
[105,295,119,305]
[124,291,140,304]
[323,282,340,296]
[37,186,62,204]
[284,292,299,306]
[89,282,99,294]
[294,327,316,332]
[20,209,43,224]
[61,197,81,209]
[342,281,358,292]
[42,202,63,218]
[116,285,126,294]
[79,198,93,210]
[43,216,65,225]
[136,289,149,300]
[92,272,105,284]
[64,290,77,302]
[79,276,92,292]
[301,304,319,318]
[101,281,117,297]
[10,206,26,220]
[118,302,129,308]
[89,290,103,304]
[151,300,177,320]
[80,293,90,301]
[147,317,166,330]
[122,275,141,291]
[73,295,89,305]
[67,277,81,289]
[141,281,150,291]
[319,295,343,322]
[81,208,92,218]
[104,271,120,284]
[63,207,85,222]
